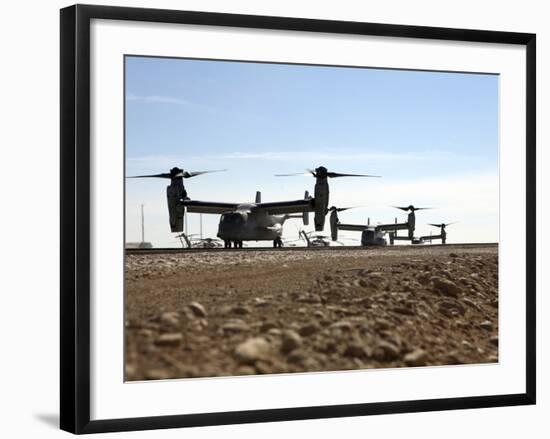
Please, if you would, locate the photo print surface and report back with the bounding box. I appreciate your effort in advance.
[124,55,499,381]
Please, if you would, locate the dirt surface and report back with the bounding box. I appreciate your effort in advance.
[124,245,498,381]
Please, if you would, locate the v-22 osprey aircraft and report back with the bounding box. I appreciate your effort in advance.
[128,166,378,248]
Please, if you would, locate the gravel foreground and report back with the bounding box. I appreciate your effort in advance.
[125,245,498,381]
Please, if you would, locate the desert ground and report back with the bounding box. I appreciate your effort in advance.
[124,245,498,381]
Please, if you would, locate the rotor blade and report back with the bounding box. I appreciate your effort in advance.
[183,169,226,178]
[428,221,454,227]
[326,172,381,178]
[329,206,357,212]
[274,172,313,177]
[393,205,432,211]
[127,173,172,179]
[305,169,318,177]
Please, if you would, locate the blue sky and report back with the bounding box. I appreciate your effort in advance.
[125,56,499,247]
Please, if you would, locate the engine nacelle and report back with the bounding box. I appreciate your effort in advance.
[407,211,416,239]
[313,175,329,231]
[166,179,186,233]
[330,209,339,241]
[303,191,310,226]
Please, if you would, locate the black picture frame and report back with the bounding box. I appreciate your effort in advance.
[60,4,536,434]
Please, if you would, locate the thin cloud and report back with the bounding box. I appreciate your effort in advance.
[214,150,459,161]
[127,150,471,167]
[126,93,191,105]
[125,93,269,123]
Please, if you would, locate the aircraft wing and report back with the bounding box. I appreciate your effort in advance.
[182,200,240,214]
[337,223,368,232]
[420,234,441,240]
[258,199,314,215]
[376,222,409,232]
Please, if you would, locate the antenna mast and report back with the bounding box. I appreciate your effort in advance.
[141,204,145,243]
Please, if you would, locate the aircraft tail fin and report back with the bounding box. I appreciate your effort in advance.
[330,209,339,241]
[255,191,261,203]
[303,190,310,226]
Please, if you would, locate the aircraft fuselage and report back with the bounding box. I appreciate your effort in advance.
[216,205,288,241]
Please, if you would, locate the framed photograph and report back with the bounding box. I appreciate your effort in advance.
[60,4,536,434]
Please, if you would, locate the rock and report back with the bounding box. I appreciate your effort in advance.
[235,365,256,375]
[255,360,275,374]
[125,364,137,378]
[189,318,208,331]
[297,294,321,303]
[364,272,385,289]
[299,323,319,337]
[234,337,271,364]
[155,333,182,347]
[159,312,180,329]
[217,304,233,315]
[480,320,493,330]
[431,277,461,298]
[145,369,173,380]
[417,272,431,285]
[330,320,353,331]
[393,305,415,316]
[222,319,250,334]
[404,349,428,366]
[188,301,207,318]
[373,340,400,361]
[344,342,370,359]
[438,300,465,316]
[281,330,302,354]
[462,297,481,311]
[375,318,392,330]
[253,298,269,307]
[260,321,278,332]
[137,328,155,339]
[287,350,308,364]
[313,310,326,319]
[232,305,251,315]
[457,276,470,285]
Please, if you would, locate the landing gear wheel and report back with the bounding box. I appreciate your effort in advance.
[273,238,283,248]
[224,240,231,248]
